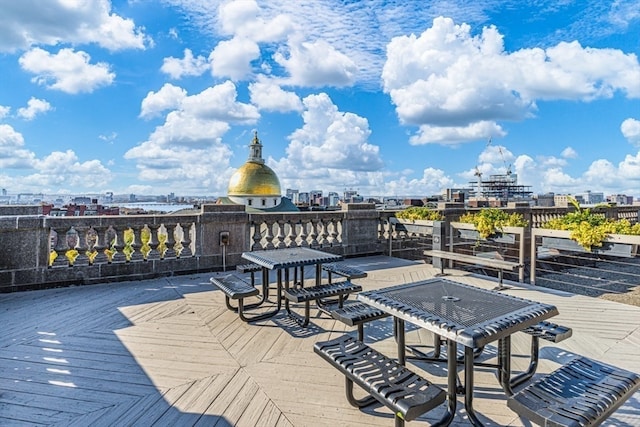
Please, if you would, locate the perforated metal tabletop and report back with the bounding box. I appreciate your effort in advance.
[241,247,343,270]
[358,278,558,348]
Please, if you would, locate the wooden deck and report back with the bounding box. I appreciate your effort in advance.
[1,255,639,426]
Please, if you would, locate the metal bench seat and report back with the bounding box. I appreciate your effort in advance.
[284,281,362,327]
[322,262,367,283]
[210,274,273,322]
[330,301,390,341]
[314,334,446,427]
[508,356,640,426]
[236,262,262,286]
[522,320,573,343]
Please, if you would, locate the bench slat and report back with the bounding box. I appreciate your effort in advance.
[424,249,521,270]
[330,302,390,341]
[330,302,389,327]
[522,320,572,343]
[322,262,368,279]
[508,356,640,427]
[314,335,446,423]
[210,275,258,299]
[284,281,362,303]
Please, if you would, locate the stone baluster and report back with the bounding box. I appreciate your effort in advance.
[178,223,192,257]
[309,219,319,248]
[91,226,109,265]
[128,226,144,262]
[66,226,87,266]
[298,219,309,247]
[111,227,127,263]
[319,218,330,247]
[251,221,263,251]
[285,220,297,248]
[274,220,286,249]
[163,224,177,259]
[74,226,91,267]
[51,227,71,267]
[263,220,275,250]
[329,218,339,245]
[146,224,161,260]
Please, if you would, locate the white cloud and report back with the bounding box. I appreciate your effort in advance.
[275,38,358,87]
[218,0,293,42]
[249,77,303,112]
[618,152,640,179]
[382,16,640,144]
[0,124,36,168]
[161,48,209,79]
[410,122,506,145]
[27,150,112,189]
[621,118,640,146]
[383,167,454,197]
[126,81,260,192]
[0,105,10,119]
[0,0,148,53]
[561,147,578,159]
[17,97,52,120]
[140,83,187,119]
[209,37,260,80]
[19,48,115,94]
[286,93,382,170]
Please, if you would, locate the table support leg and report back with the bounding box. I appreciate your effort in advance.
[464,346,484,426]
[396,318,405,366]
[432,339,457,427]
[498,336,514,395]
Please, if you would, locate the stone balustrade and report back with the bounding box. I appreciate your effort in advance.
[1,202,639,292]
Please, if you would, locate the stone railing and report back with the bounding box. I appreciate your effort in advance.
[2,202,639,292]
[0,203,385,292]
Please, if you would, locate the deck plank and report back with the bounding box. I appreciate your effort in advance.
[0,256,638,426]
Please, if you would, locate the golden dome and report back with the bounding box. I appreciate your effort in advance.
[228,162,281,196]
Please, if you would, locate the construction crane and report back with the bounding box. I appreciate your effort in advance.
[474,166,482,197]
[498,146,512,176]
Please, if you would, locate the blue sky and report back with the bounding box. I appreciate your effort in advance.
[1,0,639,199]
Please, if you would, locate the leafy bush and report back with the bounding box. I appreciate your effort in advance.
[458,208,528,239]
[395,206,444,221]
[542,199,640,251]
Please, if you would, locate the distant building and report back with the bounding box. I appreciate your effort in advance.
[535,193,555,207]
[608,194,634,205]
[42,203,119,216]
[467,173,533,207]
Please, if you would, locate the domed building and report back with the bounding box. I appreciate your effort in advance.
[218,132,298,212]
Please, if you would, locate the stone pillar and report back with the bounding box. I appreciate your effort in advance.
[199,204,250,270]
[341,203,384,257]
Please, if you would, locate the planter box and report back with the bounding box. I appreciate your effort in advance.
[393,218,434,236]
[541,234,638,258]
[453,223,516,244]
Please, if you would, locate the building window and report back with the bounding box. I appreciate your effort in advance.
[261,199,266,206]
[248,199,252,206]
[273,199,277,206]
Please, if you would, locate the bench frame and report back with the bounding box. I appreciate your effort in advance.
[314,335,446,427]
[210,274,280,322]
[284,281,362,327]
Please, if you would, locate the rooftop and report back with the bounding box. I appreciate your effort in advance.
[2,255,639,426]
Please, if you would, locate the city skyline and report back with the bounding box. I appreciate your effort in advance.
[1,1,639,197]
